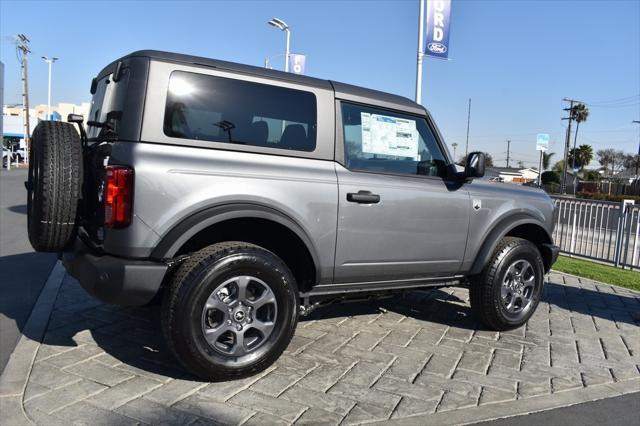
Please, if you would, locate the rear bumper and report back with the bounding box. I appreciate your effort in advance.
[62,241,168,306]
[542,243,560,273]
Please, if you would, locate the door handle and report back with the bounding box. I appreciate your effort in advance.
[347,190,380,204]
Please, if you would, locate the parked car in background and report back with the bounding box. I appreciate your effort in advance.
[11,145,26,162]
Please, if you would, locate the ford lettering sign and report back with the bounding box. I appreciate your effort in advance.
[425,0,451,59]
[427,42,447,54]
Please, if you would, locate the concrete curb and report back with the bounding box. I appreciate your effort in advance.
[0,261,65,425]
[381,378,640,425]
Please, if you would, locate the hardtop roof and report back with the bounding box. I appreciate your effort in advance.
[99,50,425,114]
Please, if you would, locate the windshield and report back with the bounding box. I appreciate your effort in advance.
[87,72,129,140]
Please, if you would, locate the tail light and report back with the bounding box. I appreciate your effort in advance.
[104,165,134,228]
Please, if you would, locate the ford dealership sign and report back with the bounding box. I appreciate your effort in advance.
[425,0,452,59]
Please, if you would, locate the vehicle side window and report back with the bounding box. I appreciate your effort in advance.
[341,102,448,178]
[163,71,317,152]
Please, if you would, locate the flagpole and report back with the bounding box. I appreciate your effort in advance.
[415,0,425,104]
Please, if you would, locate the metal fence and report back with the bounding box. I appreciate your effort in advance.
[551,196,640,268]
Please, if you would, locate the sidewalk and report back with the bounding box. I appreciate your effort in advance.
[1,267,639,425]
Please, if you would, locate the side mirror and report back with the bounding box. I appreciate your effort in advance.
[464,151,485,180]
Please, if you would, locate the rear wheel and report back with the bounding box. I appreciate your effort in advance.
[162,242,298,381]
[470,237,544,330]
[27,121,83,252]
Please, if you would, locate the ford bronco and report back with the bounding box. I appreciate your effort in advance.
[27,50,559,380]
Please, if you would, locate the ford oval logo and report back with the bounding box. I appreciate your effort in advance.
[427,42,447,54]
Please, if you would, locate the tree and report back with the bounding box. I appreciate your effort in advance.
[541,171,560,184]
[613,150,627,175]
[517,160,525,169]
[582,169,601,181]
[569,103,589,171]
[567,144,594,171]
[458,152,494,167]
[553,159,565,174]
[623,154,640,172]
[576,144,594,169]
[596,148,626,176]
[542,152,555,170]
[484,153,494,168]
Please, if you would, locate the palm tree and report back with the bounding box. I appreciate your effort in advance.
[542,152,555,170]
[570,103,589,172]
[575,144,594,170]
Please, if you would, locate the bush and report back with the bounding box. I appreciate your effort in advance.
[576,192,640,203]
[541,171,560,184]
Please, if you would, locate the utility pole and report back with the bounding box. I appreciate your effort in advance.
[633,120,640,178]
[465,98,471,158]
[17,34,31,164]
[414,0,425,104]
[561,98,581,194]
[538,149,544,187]
[506,140,511,168]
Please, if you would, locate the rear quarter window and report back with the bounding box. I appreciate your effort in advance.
[163,71,317,152]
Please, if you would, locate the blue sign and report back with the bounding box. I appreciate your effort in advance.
[536,133,550,151]
[425,0,452,59]
[288,54,306,75]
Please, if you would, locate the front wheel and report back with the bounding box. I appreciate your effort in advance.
[470,237,544,331]
[162,242,299,381]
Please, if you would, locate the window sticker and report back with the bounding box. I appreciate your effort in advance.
[360,112,419,160]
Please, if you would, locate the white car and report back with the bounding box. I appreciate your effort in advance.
[10,146,26,162]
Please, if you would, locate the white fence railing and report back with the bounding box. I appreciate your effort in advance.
[551,196,640,268]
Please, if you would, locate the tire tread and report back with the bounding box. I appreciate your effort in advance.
[28,121,82,252]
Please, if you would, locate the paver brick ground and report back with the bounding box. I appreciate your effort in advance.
[20,272,640,424]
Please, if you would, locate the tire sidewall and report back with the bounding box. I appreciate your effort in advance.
[175,250,298,375]
[491,242,544,327]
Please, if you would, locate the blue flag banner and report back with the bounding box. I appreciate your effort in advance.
[288,54,306,75]
[425,0,452,59]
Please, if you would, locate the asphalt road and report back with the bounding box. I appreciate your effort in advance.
[479,392,640,426]
[0,168,56,374]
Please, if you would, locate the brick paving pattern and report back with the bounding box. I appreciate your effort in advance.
[22,272,640,425]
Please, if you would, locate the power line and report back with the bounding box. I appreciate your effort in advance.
[584,94,640,106]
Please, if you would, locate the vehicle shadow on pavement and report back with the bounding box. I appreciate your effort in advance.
[0,252,57,333]
[8,204,27,215]
[11,275,640,383]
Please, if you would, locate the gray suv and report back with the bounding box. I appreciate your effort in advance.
[26,50,559,381]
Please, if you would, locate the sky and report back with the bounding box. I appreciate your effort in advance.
[1,0,639,168]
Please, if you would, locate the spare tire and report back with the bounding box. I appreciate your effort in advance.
[27,121,83,252]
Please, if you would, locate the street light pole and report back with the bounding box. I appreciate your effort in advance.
[285,28,291,72]
[465,98,471,158]
[415,0,425,104]
[268,18,291,72]
[41,56,58,120]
